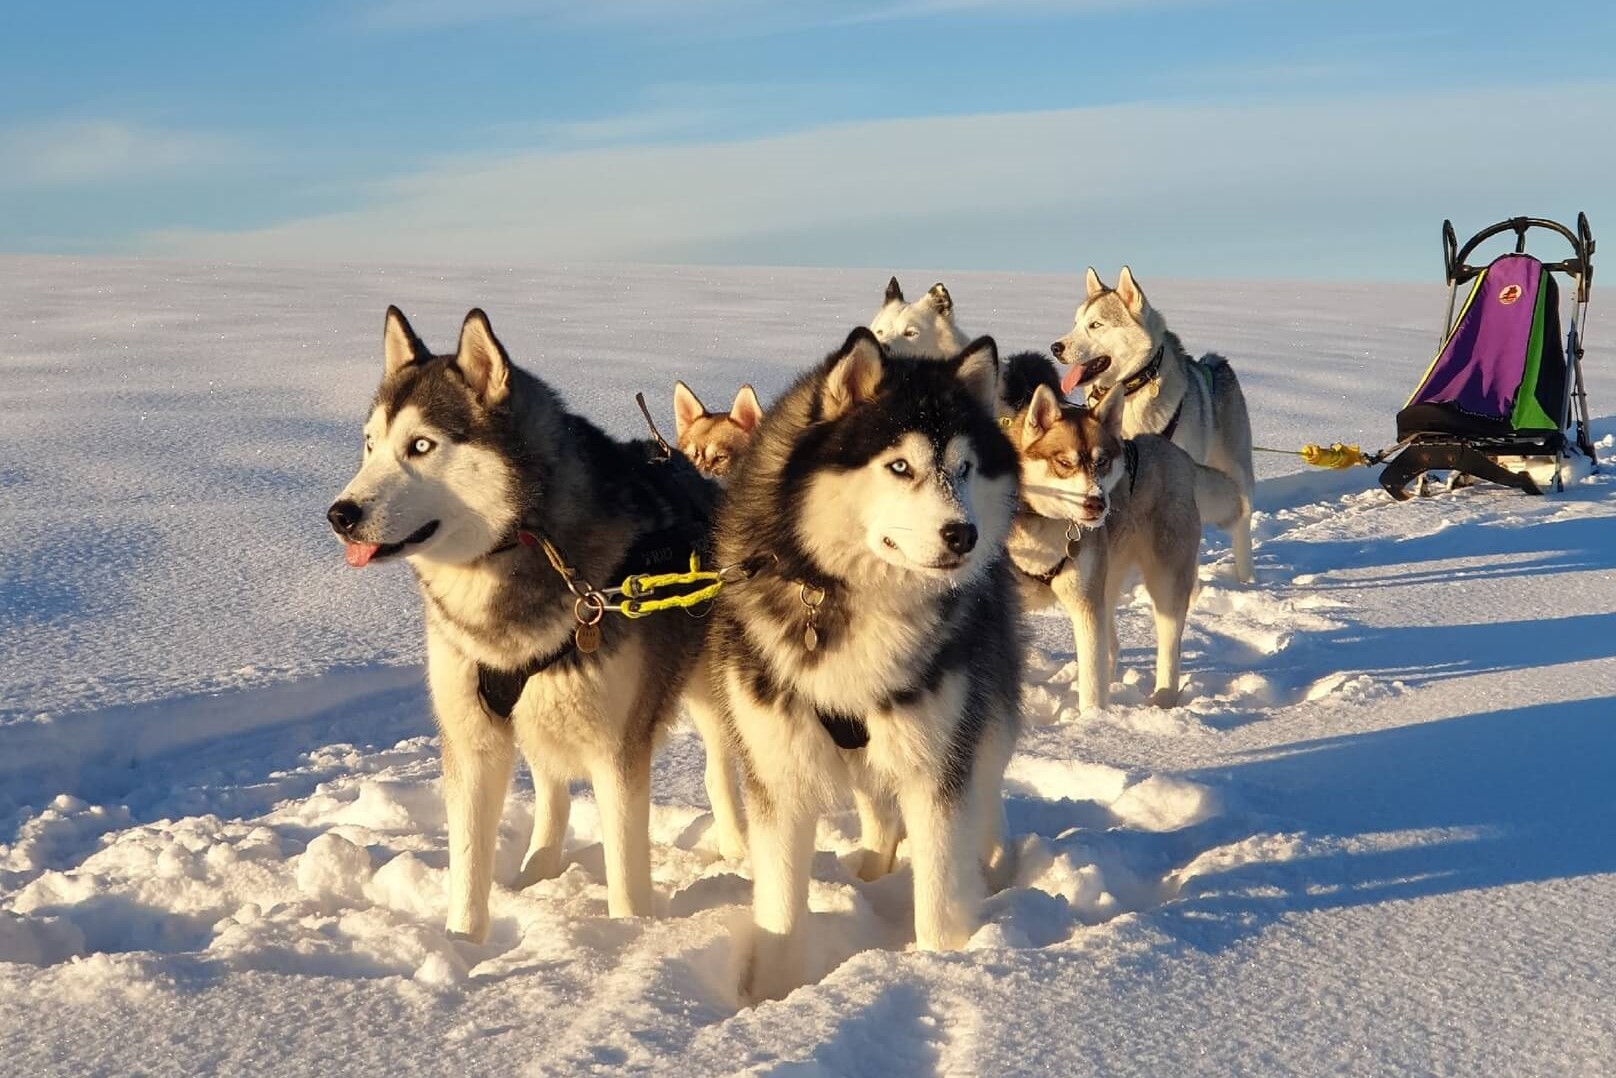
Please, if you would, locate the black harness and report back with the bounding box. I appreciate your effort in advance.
[817,709,870,750]
[1158,398,1185,442]
[474,510,708,720]
[1090,345,1211,445]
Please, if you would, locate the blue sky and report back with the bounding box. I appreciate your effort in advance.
[3,0,1613,278]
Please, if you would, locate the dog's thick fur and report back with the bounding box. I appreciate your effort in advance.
[869,276,967,357]
[672,381,764,480]
[1006,377,1241,711]
[327,307,745,940]
[705,327,1023,1001]
[1053,267,1255,582]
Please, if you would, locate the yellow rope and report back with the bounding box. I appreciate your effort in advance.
[537,536,730,619]
[1300,442,1368,469]
[616,552,728,617]
[617,579,725,617]
[1253,442,1369,469]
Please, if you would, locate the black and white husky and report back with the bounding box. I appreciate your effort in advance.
[704,327,1023,1001]
[1053,267,1256,582]
[326,307,744,940]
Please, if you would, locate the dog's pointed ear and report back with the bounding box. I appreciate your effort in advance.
[927,282,953,316]
[455,309,511,405]
[1093,381,1127,436]
[673,381,706,440]
[1084,267,1107,299]
[884,276,904,305]
[730,384,764,434]
[383,306,427,376]
[823,327,885,420]
[1116,266,1146,315]
[954,336,998,412]
[1023,383,1063,444]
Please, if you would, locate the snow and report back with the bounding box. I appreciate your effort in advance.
[3,255,1615,1075]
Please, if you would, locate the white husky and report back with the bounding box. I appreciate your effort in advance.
[869,276,967,356]
[1052,267,1256,583]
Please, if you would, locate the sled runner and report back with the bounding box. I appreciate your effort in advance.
[1379,214,1597,500]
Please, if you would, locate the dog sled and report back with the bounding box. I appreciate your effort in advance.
[1273,215,1598,499]
[1377,214,1598,499]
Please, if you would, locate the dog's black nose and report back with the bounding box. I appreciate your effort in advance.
[940,521,978,556]
[327,499,364,535]
[1050,340,1065,359]
[1080,496,1106,517]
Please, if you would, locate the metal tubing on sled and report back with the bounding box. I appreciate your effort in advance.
[1378,443,1543,501]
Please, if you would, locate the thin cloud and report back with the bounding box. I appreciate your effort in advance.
[356,0,1240,32]
[479,81,855,150]
[142,81,1616,277]
[0,120,247,189]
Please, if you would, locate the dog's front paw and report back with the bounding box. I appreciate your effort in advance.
[982,840,1017,894]
[1149,686,1181,709]
[741,929,803,1005]
[514,846,565,889]
[853,846,895,883]
[445,912,490,945]
[712,822,748,863]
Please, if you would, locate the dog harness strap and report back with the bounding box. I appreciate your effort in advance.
[1158,401,1185,443]
[1018,559,1067,585]
[618,524,697,580]
[817,709,870,750]
[477,642,576,720]
[476,521,709,719]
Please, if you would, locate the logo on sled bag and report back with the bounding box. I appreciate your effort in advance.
[1498,284,1523,305]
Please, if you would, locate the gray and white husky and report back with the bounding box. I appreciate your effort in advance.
[705,327,1023,1001]
[1007,377,1243,711]
[868,276,966,356]
[1053,267,1256,583]
[326,307,745,940]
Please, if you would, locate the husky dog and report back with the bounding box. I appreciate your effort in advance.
[1053,267,1255,583]
[1008,381,1242,710]
[327,307,746,939]
[869,276,967,357]
[672,381,765,480]
[706,328,1022,1001]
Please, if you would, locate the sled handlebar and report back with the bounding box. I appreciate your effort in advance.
[1444,215,1594,301]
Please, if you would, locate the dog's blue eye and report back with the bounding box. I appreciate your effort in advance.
[1088,320,1103,331]
[888,459,911,476]
[958,460,972,479]
[409,437,436,457]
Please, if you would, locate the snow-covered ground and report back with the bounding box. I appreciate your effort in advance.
[2,257,1614,1076]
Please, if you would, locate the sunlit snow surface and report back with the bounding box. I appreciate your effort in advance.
[2,258,1613,1076]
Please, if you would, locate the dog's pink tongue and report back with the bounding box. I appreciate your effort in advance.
[344,541,380,568]
[1060,364,1085,396]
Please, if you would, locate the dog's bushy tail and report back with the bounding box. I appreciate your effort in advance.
[1193,463,1247,530]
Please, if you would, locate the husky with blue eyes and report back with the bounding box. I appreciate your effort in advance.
[325,306,747,943]
[703,327,1024,1002]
